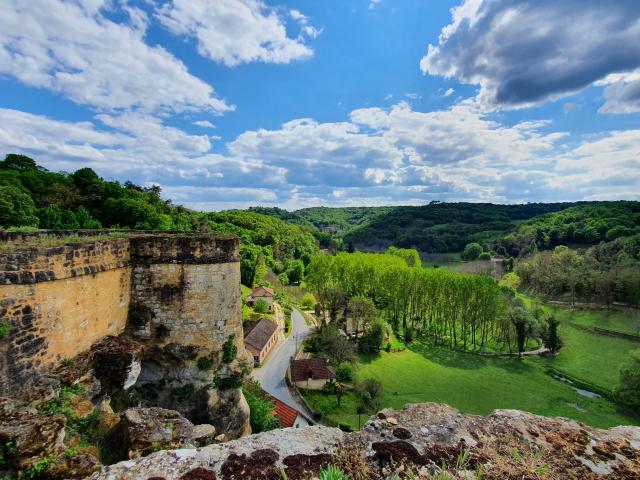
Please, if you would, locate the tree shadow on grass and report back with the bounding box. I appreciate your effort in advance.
[409,341,487,370]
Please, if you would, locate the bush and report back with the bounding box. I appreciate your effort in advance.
[335,363,354,383]
[301,292,317,310]
[615,350,640,412]
[360,379,383,407]
[222,335,238,363]
[0,322,9,340]
[243,379,281,432]
[197,356,212,371]
[253,299,269,314]
[358,321,386,353]
[462,242,483,261]
[214,374,243,390]
[478,252,491,261]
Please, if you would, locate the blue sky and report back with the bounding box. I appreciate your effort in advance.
[0,0,639,210]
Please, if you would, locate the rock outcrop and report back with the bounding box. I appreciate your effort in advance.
[91,403,640,480]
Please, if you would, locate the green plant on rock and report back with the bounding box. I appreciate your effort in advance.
[222,335,238,364]
[213,373,243,390]
[172,383,195,401]
[318,465,349,480]
[196,356,212,371]
[23,456,54,479]
[0,322,10,340]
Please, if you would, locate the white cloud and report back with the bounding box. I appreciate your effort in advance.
[421,0,640,112]
[443,88,455,97]
[193,120,216,129]
[0,0,231,114]
[1,102,639,209]
[157,0,317,67]
[369,0,383,10]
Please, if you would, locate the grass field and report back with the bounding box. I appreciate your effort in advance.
[303,302,640,432]
[304,344,637,431]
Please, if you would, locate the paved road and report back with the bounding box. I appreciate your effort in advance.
[251,307,312,410]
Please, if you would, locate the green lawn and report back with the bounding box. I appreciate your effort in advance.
[303,342,638,432]
[548,305,640,337]
[422,252,463,271]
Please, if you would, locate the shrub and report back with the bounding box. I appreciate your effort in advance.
[197,356,212,371]
[214,374,243,390]
[253,299,269,314]
[243,380,281,432]
[335,363,354,383]
[0,322,10,340]
[222,335,238,363]
[478,252,491,261]
[301,292,317,310]
[319,465,349,480]
[615,350,640,412]
[360,379,383,407]
[462,242,483,261]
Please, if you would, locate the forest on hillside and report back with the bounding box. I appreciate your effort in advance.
[0,153,319,287]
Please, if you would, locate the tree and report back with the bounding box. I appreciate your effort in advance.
[462,242,483,261]
[510,307,532,356]
[253,299,269,314]
[614,350,640,413]
[335,362,353,383]
[0,185,39,228]
[358,320,386,353]
[1,153,38,172]
[543,315,562,353]
[348,296,377,335]
[243,380,281,432]
[478,252,491,261]
[301,293,317,310]
[360,379,383,407]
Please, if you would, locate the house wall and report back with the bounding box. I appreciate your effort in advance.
[294,379,329,390]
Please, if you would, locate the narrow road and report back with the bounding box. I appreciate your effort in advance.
[251,307,312,411]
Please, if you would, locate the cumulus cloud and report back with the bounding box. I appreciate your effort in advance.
[443,88,455,98]
[421,0,640,111]
[193,120,216,128]
[0,0,231,114]
[157,0,317,67]
[1,102,639,209]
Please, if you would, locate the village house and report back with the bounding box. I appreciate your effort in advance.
[261,391,313,428]
[247,286,275,312]
[244,317,279,366]
[290,358,336,390]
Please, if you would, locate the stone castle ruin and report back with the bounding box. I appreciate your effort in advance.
[0,231,251,444]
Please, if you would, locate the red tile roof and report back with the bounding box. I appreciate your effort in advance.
[290,358,336,382]
[244,317,278,353]
[250,286,274,297]
[273,398,299,428]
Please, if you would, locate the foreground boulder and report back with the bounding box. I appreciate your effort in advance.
[90,403,640,479]
[118,407,195,459]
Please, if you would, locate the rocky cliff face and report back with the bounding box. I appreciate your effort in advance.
[92,403,640,480]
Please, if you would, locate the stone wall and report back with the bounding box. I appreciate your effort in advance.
[0,232,248,427]
[0,238,132,396]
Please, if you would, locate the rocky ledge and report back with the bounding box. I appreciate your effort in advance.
[91,403,640,480]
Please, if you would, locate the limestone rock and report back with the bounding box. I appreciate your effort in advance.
[119,407,194,458]
[91,336,143,393]
[91,403,640,480]
[0,405,66,470]
[191,424,217,447]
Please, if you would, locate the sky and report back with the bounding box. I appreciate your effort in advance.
[0,0,639,211]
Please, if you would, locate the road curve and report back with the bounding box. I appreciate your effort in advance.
[250,307,312,411]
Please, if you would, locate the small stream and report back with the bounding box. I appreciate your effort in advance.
[552,374,601,398]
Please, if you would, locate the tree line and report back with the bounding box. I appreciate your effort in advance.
[0,154,319,288]
[305,250,544,353]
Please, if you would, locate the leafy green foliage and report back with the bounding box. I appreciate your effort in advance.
[318,465,349,480]
[358,320,386,353]
[214,374,243,390]
[196,356,212,371]
[300,292,317,309]
[462,242,483,261]
[516,237,640,306]
[499,202,640,256]
[253,299,269,314]
[243,379,281,432]
[0,184,38,228]
[615,350,640,412]
[0,322,9,340]
[222,335,238,364]
[335,363,354,383]
[304,327,356,365]
[386,247,421,267]
[307,252,512,352]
